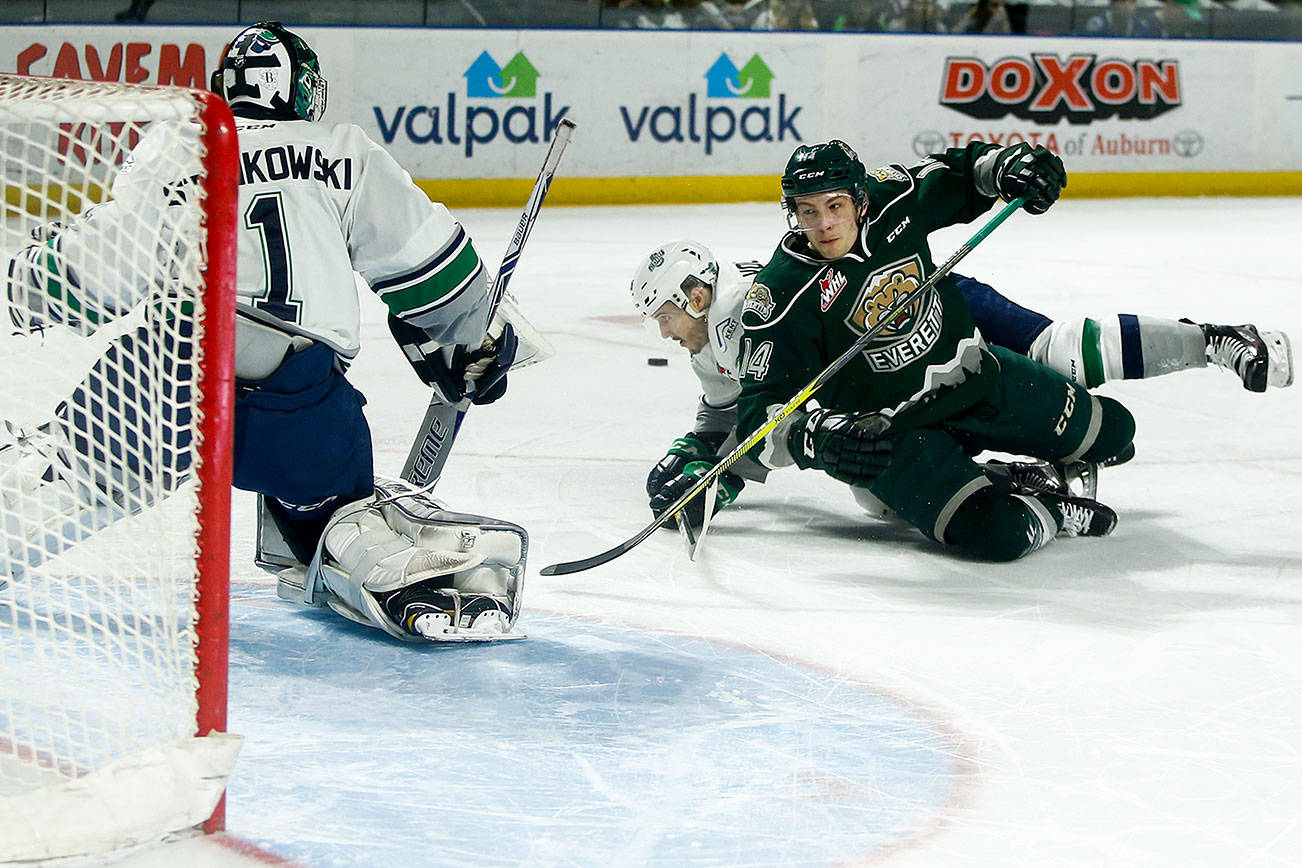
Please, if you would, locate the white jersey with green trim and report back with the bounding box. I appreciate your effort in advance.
[690,259,759,411]
[232,118,489,358]
[687,259,761,434]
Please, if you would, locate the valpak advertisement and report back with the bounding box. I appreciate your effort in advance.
[2,26,1299,185]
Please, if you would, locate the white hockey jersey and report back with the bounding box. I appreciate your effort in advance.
[686,258,758,436]
[6,117,489,369]
[231,118,489,358]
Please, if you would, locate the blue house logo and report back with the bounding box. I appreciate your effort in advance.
[373,49,567,157]
[464,50,540,98]
[705,53,774,99]
[618,52,799,155]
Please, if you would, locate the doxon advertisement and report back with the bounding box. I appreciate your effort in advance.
[866,39,1272,173]
[1,26,1299,187]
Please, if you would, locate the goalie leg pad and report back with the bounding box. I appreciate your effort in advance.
[295,476,527,642]
[1,422,133,579]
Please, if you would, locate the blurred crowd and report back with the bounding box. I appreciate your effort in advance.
[592,0,1298,38]
[81,0,1302,39]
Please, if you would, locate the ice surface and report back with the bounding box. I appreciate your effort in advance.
[154,197,1302,866]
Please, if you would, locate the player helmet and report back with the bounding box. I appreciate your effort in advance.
[780,140,868,216]
[629,240,719,321]
[210,21,327,122]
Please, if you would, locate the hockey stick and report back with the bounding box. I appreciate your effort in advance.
[401,117,576,487]
[540,196,1027,576]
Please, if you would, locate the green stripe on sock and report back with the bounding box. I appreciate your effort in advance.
[1081,317,1105,388]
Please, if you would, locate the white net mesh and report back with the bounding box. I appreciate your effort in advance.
[0,74,231,843]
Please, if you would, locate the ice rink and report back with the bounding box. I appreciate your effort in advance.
[167,196,1301,865]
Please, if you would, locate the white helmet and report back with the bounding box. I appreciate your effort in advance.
[210,21,327,122]
[629,240,719,321]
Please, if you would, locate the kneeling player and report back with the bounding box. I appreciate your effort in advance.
[630,234,1292,529]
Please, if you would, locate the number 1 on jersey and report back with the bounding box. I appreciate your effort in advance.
[245,191,302,322]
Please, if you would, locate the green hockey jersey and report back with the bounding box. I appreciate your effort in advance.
[737,143,1009,463]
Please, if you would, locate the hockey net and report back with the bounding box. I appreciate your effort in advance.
[0,75,238,861]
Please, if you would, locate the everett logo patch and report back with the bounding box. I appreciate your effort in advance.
[846,256,944,372]
[743,283,775,322]
[869,165,908,183]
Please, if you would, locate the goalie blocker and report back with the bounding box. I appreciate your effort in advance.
[265,477,527,642]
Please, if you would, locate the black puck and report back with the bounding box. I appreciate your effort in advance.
[647,357,669,367]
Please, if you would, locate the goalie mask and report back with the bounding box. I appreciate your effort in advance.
[629,240,719,322]
[210,21,327,122]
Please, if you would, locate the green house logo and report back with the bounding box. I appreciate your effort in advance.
[705,53,774,99]
[464,50,539,98]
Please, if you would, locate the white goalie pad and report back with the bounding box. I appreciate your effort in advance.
[277,476,527,643]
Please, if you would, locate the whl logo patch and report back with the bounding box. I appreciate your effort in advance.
[940,54,1181,124]
[819,268,847,312]
[373,49,569,157]
[706,53,774,98]
[464,51,539,98]
[619,52,802,155]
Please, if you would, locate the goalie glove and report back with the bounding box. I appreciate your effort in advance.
[646,430,728,498]
[787,408,894,486]
[648,458,744,529]
[992,143,1066,215]
[388,314,517,406]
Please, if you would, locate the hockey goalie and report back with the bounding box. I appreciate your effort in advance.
[2,22,531,643]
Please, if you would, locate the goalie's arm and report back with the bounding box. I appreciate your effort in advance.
[6,200,162,334]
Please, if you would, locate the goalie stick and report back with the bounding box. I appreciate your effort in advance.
[540,196,1027,576]
[401,117,576,487]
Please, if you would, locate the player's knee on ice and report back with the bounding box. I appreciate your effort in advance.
[943,486,1055,562]
[1077,395,1135,466]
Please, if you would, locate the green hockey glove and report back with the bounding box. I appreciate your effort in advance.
[649,458,744,529]
[993,143,1066,215]
[646,430,727,497]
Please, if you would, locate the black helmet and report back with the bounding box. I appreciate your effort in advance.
[780,140,868,212]
[210,22,326,122]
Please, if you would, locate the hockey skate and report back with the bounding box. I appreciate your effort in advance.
[382,586,523,642]
[983,458,1068,495]
[1017,485,1117,538]
[1194,321,1294,393]
[984,457,1102,500]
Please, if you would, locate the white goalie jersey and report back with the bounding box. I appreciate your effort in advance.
[7,117,490,368]
[232,118,489,359]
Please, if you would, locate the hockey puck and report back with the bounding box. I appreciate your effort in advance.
[647,357,669,367]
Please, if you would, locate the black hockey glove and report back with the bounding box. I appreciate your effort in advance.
[463,322,517,406]
[788,408,894,486]
[649,458,744,529]
[993,143,1066,215]
[646,430,728,497]
[388,315,517,406]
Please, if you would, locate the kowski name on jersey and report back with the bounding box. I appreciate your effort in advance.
[234,118,488,358]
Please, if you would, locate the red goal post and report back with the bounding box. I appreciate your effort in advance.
[0,74,237,860]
